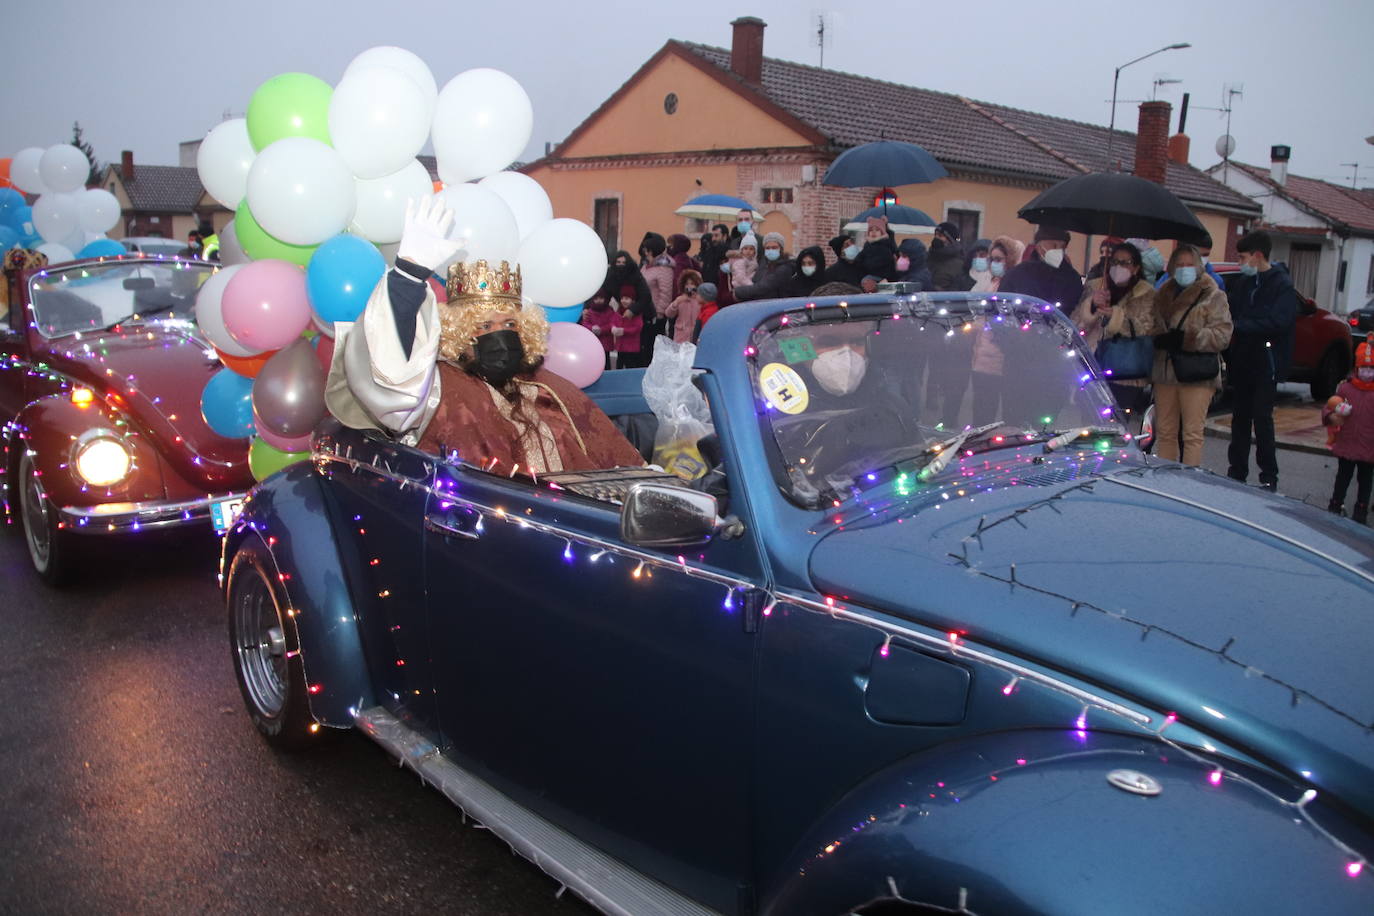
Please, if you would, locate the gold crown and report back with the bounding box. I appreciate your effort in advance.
[446,259,522,305]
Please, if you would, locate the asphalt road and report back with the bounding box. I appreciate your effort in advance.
[0,526,594,916]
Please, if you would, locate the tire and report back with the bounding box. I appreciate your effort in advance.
[17,451,78,586]
[1310,347,1348,401]
[227,548,329,750]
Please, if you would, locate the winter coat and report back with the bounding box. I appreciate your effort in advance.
[1150,273,1233,388]
[666,293,701,344]
[729,255,757,290]
[999,249,1083,313]
[582,299,643,355]
[927,239,974,292]
[1072,277,1157,390]
[699,241,728,283]
[856,235,898,282]
[787,245,828,297]
[642,255,676,318]
[896,239,933,290]
[1322,380,1374,463]
[1226,262,1299,383]
[666,234,696,287]
[605,254,654,319]
[735,254,796,301]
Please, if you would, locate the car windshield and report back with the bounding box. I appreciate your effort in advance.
[26,259,214,338]
[749,293,1123,507]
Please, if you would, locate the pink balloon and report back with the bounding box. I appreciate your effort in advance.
[252,406,314,452]
[221,259,312,351]
[543,322,605,388]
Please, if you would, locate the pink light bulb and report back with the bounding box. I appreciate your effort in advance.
[1347,861,1364,878]
[1208,770,1223,786]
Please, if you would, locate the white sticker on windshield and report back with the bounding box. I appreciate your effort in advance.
[759,362,809,414]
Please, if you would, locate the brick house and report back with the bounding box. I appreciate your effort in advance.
[101,151,230,242]
[524,17,1259,267]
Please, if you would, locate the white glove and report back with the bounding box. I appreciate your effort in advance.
[1335,400,1353,417]
[718,262,729,272]
[590,324,603,335]
[397,197,464,272]
[610,325,624,338]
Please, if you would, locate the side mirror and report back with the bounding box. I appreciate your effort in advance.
[620,483,718,547]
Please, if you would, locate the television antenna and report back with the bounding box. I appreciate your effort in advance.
[1151,76,1182,100]
[1339,162,1362,189]
[810,10,834,68]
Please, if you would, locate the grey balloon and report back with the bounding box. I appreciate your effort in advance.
[251,339,326,437]
[218,219,250,266]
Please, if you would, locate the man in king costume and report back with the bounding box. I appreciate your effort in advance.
[325,197,643,473]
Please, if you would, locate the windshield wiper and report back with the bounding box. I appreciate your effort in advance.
[1042,425,1129,452]
[102,301,179,331]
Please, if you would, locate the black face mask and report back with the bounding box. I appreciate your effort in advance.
[470,329,525,386]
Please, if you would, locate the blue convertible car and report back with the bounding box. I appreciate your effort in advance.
[222,292,1374,915]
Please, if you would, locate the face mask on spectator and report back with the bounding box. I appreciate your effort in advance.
[1109,265,1133,286]
[1240,262,1259,276]
[801,264,817,276]
[1041,248,1065,269]
[764,247,781,261]
[972,257,989,273]
[737,220,751,233]
[843,244,860,261]
[685,285,697,296]
[896,256,911,272]
[812,346,867,396]
[990,260,1006,278]
[1173,266,1198,287]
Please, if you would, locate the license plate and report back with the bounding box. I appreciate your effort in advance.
[210,497,244,533]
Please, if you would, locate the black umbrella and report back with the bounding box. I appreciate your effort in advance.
[823,141,949,190]
[1017,172,1209,245]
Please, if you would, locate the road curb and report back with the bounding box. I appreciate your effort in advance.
[1203,417,1331,456]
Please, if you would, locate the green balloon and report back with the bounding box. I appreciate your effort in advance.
[246,72,333,151]
[236,200,318,267]
[249,436,310,481]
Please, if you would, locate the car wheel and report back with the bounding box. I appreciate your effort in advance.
[227,549,328,750]
[1310,347,1347,401]
[18,452,77,586]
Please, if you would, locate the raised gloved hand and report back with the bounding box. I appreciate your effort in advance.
[397,197,464,273]
[1154,328,1184,351]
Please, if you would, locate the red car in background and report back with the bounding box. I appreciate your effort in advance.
[1,256,253,584]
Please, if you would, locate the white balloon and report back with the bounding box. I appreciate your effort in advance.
[330,66,431,179]
[194,264,259,356]
[39,145,90,193]
[432,69,533,184]
[34,242,75,264]
[343,47,437,117]
[197,119,256,210]
[11,147,50,195]
[246,138,356,246]
[518,218,608,309]
[218,219,249,266]
[435,184,520,267]
[477,172,552,241]
[351,160,433,244]
[32,192,81,242]
[77,188,120,234]
[58,227,87,255]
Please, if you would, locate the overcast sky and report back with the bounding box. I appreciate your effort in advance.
[6,0,1372,188]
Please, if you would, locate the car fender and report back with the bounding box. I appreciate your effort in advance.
[222,462,373,727]
[762,729,1373,916]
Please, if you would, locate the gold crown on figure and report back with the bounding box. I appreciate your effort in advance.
[446,259,522,306]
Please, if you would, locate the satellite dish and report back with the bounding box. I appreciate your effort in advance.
[1215,135,1236,158]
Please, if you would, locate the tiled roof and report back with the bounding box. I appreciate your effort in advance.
[683,43,1258,214]
[111,164,206,213]
[1231,163,1374,235]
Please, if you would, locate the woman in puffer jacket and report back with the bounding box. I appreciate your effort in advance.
[1071,241,1157,428]
[1150,243,1233,466]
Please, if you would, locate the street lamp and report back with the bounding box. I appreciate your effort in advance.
[1106,43,1191,170]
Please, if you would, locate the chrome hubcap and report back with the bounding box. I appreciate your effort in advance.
[19,455,52,571]
[233,573,288,718]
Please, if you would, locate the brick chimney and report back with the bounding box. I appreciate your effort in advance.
[1270,145,1291,186]
[120,150,135,182]
[730,16,766,84]
[1167,92,1190,165]
[1133,101,1171,184]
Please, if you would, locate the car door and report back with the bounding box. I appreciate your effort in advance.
[0,283,32,423]
[423,458,766,914]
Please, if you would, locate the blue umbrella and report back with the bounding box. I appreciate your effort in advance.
[844,204,936,235]
[823,141,948,189]
[674,194,761,221]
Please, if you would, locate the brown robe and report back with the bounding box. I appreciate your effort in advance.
[419,364,644,474]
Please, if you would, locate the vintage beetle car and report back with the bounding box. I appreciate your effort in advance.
[222,291,1374,915]
[1,256,252,584]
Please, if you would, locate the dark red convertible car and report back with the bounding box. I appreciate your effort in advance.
[1,256,253,584]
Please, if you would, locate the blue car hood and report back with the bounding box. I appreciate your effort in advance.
[808,459,1374,816]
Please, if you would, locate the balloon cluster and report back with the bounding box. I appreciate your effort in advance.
[193,46,611,481]
[0,146,122,261]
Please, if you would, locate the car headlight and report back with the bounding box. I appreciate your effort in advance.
[74,436,133,487]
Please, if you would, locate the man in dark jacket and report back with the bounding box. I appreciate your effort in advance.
[927,221,974,291]
[700,224,730,286]
[824,234,864,286]
[998,225,1083,313]
[735,232,796,301]
[1225,230,1298,491]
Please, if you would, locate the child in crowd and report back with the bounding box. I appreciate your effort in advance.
[695,283,720,338]
[1323,341,1374,523]
[666,269,703,344]
[580,291,645,369]
[728,234,758,291]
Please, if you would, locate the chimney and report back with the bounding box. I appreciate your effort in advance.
[1133,101,1171,184]
[1167,92,1191,166]
[730,16,766,84]
[120,150,134,182]
[1270,145,1291,185]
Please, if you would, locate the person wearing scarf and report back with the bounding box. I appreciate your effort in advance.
[1071,241,1157,428]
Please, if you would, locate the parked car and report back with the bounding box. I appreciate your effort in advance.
[2,256,253,584]
[223,291,1374,916]
[1212,262,1353,399]
[120,236,191,258]
[1348,296,1373,348]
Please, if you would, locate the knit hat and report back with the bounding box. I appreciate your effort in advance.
[739,233,758,251]
[936,221,961,241]
[861,274,883,285]
[866,216,888,233]
[1034,224,1072,243]
[762,231,785,249]
[697,282,718,302]
[1357,341,1374,369]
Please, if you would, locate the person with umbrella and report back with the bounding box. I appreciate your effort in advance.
[825,234,864,287]
[1070,241,1157,430]
[998,225,1083,313]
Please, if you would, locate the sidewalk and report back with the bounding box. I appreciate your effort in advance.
[1204,387,1330,455]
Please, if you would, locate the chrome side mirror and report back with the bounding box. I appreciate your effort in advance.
[620,483,718,547]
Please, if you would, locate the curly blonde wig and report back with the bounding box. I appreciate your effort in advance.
[437,296,551,366]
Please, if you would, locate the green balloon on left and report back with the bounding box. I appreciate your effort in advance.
[246,72,333,151]
[236,200,318,267]
[248,436,310,482]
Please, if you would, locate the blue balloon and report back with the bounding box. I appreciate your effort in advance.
[0,188,25,227]
[77,238,127,259]
[201,368,256,438]
[306,234,386,324]
[0,225,18,252]
[542,303,584,323]
[9,206,39,246]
